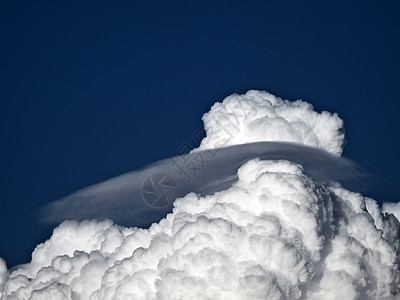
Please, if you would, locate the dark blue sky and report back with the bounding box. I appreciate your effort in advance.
[1,1,399,267]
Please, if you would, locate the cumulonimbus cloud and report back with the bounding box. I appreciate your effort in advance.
[1,90,399,299]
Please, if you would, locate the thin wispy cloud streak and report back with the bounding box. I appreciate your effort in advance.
[40,141,364,227]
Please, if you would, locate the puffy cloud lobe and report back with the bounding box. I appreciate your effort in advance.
[383,202,400,222]
[1,159,399,299]
[1,91,399,299]
[198,90,345,156]
[0,259,7,294]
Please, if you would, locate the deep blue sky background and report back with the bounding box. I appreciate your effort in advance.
[1,1,399,267]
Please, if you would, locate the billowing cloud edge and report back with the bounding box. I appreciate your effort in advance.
[198,90,345,156]
[383,202,400,222]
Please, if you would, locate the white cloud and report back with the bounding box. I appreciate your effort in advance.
[41,141,362,227]
[198,90,345,156]
[1,90,399,299]
[0,259,7,294]
[383,202,400,222]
